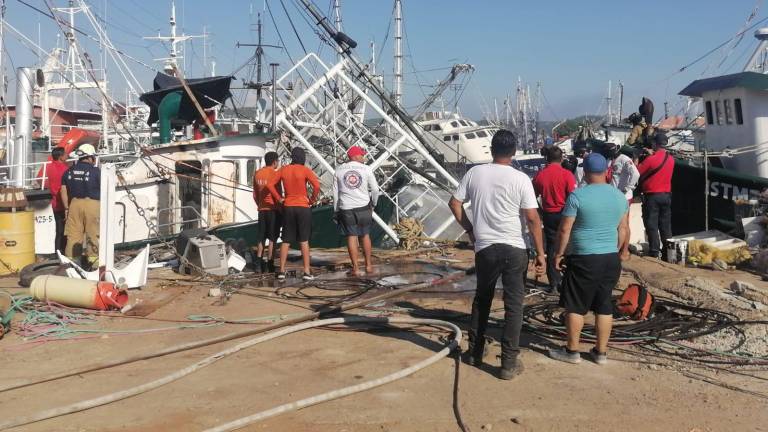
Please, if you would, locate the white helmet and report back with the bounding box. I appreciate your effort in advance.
[76,144,97,157]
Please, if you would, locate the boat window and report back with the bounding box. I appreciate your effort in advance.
[443,136,452,142]
[476,130,488,138]
[724,99,733,124]
[735,98,744,125]
[432,124,442,131]
[246,160,257,186]
[715,100,723,125]
[459,120,469,126]
[450,121,459,128]
[452,134,459,140]
[465,132,476,139]
[705,101,714,125]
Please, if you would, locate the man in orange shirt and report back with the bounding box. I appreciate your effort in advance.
[253,151,281,273]
[267,147,320,281]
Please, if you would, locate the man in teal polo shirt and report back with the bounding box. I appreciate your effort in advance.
[549,153,630,365]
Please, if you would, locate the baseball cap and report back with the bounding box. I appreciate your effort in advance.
[583,153,608,173]
[347,146,365,158]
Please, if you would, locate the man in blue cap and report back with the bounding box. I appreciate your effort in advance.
[549,152,630,366]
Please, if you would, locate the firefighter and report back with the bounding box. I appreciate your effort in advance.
[60,144,101,269]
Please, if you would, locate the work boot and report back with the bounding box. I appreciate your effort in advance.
[500,357,524,380]
[463,342,486,367]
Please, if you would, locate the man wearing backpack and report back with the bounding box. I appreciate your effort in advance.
[637,133,674,259]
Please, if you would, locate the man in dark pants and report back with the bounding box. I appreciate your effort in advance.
[40,147,70,253]
[638,133,674,259]
[449,130,546,380]
[533,146,576,293]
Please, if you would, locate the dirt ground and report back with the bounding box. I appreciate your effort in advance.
[0,249,766,432]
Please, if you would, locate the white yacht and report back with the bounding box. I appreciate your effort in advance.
[417,112,499,164]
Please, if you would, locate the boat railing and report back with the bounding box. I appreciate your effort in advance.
[0,159,53,190]
[156,206,209,232]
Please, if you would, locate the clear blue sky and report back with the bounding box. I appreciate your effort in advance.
[3,0,765,121]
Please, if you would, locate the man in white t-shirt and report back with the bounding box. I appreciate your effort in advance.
[333,145,380,276]
[449,129,546,380]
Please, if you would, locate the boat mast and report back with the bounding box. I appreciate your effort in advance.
[606,80,612,125]
[143,1,202,75]
[618,81,624,123]
[393,0,403,107]
[0,0,7,155]
[333,0,345,100]
[237,10,282,123]
[255,15,264,98]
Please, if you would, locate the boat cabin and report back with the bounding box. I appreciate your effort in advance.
[679,71,768,177]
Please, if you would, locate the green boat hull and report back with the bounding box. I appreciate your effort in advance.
[116,200,395,252]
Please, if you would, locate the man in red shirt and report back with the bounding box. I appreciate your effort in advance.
[41,147,71,254]
[637,133,675,259]
[253,151,281,273]
[532,146,576,293]
[267,147,321,281]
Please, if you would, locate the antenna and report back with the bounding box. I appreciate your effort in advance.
[237,12,282,100]
[745,28,768,73]
[143,0,204,75]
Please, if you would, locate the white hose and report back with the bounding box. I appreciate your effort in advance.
[0,316,461,431]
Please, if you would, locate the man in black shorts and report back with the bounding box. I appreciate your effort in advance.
[551,153,630,365]
[253,151,281,272]
[267,147,321,281]
[333,146,380,276]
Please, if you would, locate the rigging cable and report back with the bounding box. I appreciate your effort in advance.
[279,0,308,55]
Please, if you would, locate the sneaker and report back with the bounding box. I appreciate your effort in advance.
[276,272,286,281]
[549,347,581,364]
[302,273,316,281]
[589,347,608,365]
[500,358,524,380]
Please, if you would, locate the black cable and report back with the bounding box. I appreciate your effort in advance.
[677,15,768,74]
[279,0,308,55]
[265,0,297,67]
[452,351,472,432]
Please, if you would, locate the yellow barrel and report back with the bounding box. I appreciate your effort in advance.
[0,210,34,275]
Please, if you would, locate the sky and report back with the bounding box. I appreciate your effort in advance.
[2,0,765,121]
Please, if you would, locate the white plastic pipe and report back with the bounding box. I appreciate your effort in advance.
[0,317,460,431]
